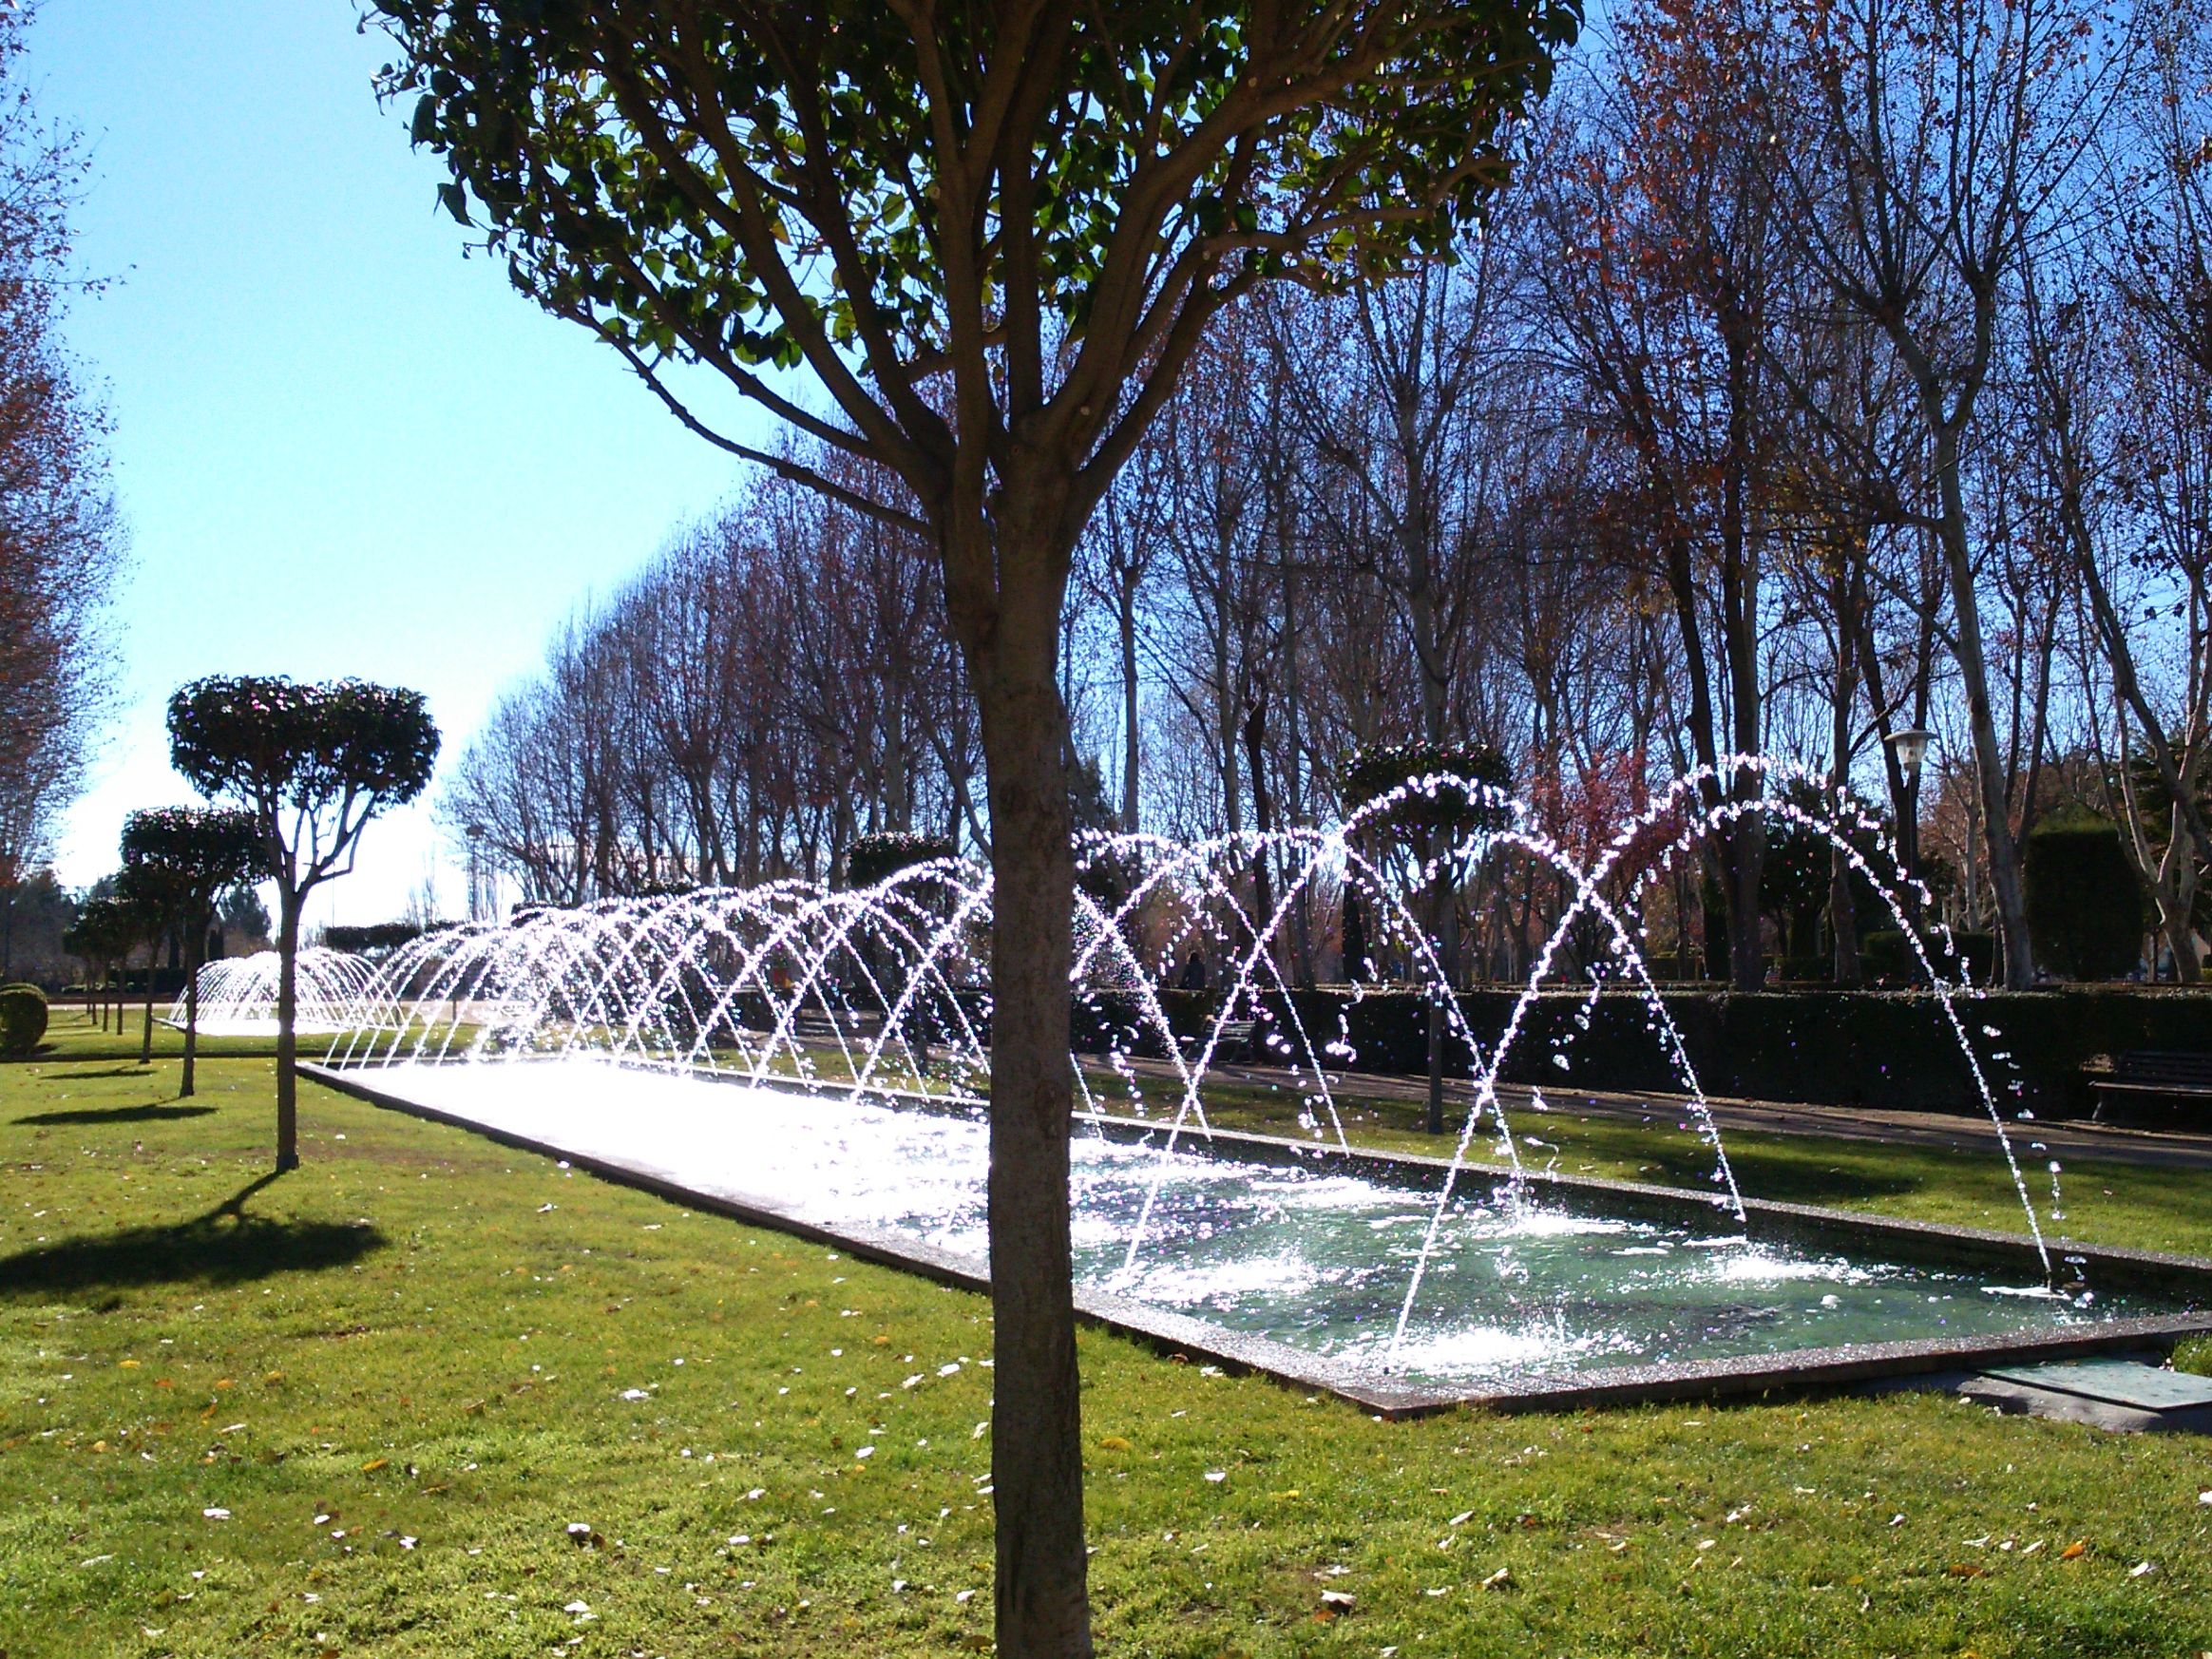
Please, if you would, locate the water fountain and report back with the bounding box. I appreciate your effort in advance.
[305,763,2212,1410]
[176,947,385,1038]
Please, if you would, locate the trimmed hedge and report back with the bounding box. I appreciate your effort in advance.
[325,922,436,953]
[846,832,956,889]
[1068,983,2212,1119]
[0,982,48,1058]
[2025,811,2144,980]
[1862,929,1996,986]
[1344,741,1513,833]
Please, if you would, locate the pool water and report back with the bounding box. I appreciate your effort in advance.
[361,1060,2170,1389]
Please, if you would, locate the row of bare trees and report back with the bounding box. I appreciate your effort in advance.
[441,464,981,901]
[448,0,2212,989]
[0,9,124,975]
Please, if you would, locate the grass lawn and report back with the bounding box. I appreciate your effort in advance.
[0,1018,2208,1657]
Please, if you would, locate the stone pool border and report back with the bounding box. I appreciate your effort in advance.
[301,1061,2212,1419]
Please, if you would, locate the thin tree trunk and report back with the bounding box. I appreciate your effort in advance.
[276,887,301,1172]
[1936,444,2034,988]
[140,944,156,1066]
[181,925,201,1098]
[1830,557,1863,985]
[1118,572,1141,835]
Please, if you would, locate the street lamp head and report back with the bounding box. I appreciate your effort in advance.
[1886,727,1935,777]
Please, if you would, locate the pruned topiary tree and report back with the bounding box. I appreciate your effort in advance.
[1344,739,1512,1132]
[369,7,1578,1647]
[121,807,268,1097]
[0,981,45,1058]
[112,863,182,1067]
[64,892,135,1034]
[2024,810,2145,982]
[167,677,439,1169]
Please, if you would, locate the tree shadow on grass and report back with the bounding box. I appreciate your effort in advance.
[44,1065,156,1081]
[0,1172,385,1299]
[12,1103,216,1127]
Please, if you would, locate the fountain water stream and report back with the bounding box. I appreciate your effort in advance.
[314,760,2152,1390]
[175,948,385,1037]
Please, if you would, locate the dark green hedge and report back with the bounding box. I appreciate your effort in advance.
[2025,812,2144,980]
[0,982,48,1058]
[1862,929,1996,985]
[845,832,955,889]
[1070,984,2212,1119]
[325,921,452,953]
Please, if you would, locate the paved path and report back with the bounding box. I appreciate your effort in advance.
[1103,1054,2212,1173]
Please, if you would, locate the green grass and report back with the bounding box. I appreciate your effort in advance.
[0,1021,2207,1656]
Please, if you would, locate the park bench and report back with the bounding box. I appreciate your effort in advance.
[1177,1019,1257,1064]
[2086,1050,2212,1129]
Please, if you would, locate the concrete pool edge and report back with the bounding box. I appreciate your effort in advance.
[301,1061,2212,1419]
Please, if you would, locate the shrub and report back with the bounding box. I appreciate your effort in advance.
[1861,928,1995,985]
[0,982,48,1057]
[324,921,454,953]
[2024,811,2144,981]
[1344,741,1513,836]
[845,831,956,889]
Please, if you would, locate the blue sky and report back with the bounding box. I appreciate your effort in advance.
[38,1,762,925]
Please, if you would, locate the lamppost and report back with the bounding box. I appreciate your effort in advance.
[1885,728,1935,918]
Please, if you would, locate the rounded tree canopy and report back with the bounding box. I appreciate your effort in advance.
[1344,740,1514,835]
[63,894,136,962]
[847,830,957,889]
[114,860,192,937]
[121,807,268,899]
[372,2,1581,543]
[167,677,440,814]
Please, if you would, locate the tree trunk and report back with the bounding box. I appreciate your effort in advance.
[1936,443,2034,988]
[140,945,157,1066]
[1118,571,1141,835]
[181,925,202,1098]
[276,887,302,1172]
[971,555,1092,1659]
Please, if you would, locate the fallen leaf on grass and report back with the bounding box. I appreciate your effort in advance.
[1947,1564,1987,1579]
[1096,1436,1131,1452]
[360,1459,388,1474]
[2059,1540,2088,1560]
[1482,1567,1512,1591]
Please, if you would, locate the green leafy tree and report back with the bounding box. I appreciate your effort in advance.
[219,882,272,948]
[370,7,1575,1649]
[111,862,177,1066]
[167,677,439,1170]
[63,892,134,1033]
[121,808,267,1097]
